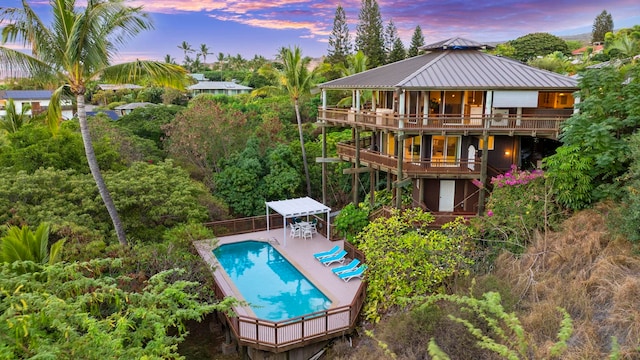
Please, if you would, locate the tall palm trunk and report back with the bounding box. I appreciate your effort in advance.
[76,94,128,246]
[295,99,312,197]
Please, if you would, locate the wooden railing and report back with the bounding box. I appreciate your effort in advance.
[204,214,342,241]
[212,272,367,353]
[318,107,571,138]
[337,142,481,177]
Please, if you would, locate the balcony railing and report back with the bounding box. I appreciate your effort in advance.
[212,269,366,353]
[318,107,573,138]
[337,142,481,177]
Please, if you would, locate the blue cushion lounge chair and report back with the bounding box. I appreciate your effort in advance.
[338,264,368,282]
[321,250,347,266]
[313,245,341,260]
[332,259,361,275]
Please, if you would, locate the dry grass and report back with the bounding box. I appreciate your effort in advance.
[493,203,640,359]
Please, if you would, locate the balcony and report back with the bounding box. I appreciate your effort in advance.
[318,107,574,139]
[336,142,481,179]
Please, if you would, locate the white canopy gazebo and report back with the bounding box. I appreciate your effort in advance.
[266,197,331,246]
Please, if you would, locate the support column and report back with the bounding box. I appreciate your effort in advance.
[478,131,489,215]
[395,89,406,209]
[478,91,493,215]
[395,131,404,209]
[353,127,360,205]
[321,89,327,205]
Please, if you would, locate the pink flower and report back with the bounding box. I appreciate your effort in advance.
[487,210,494,217]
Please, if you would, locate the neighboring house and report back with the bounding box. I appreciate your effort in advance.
[97,84,143,92]
[114,102,154,116]
[189,73,207,82]
[187,81,252,97]
[571,43,605,57]
[0,89,74,120]
[316,37,579,215]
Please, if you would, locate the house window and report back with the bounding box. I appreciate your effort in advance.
[432,135,460,166]
[404,135,421,162]
[478,136,495,150]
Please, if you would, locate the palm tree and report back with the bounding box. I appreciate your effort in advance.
[164,54,176,64]
[177,40,194,64]
[607,34,640,63]
[199,44,212,66]
[254,46,326,197]
[0,223,64,273]
[0,99,31,133]
[335,51,370,107]
[0,0,187,246]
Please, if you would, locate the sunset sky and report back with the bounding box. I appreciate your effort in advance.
[3,0,640,64]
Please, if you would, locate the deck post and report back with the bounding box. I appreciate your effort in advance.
[322,90,328,205]
[353,127,360,205]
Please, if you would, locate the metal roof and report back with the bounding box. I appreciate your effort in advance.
[0,90,53,100]
[318,40,578,91]
[420,37,493,51]
[188,81,253,90]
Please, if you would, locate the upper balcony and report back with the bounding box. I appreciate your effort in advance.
[318,107,574,140]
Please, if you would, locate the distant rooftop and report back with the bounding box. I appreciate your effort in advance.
[0,90,53,100]
[187,81,253,91]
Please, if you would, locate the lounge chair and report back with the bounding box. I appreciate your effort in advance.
[321,250,347,266]
[313,245,340,260]
[338,264,368,282]
[332,259,361,275]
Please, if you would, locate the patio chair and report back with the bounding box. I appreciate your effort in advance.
[290,223,301,238]
[313,245,340,260]
[310,218,318,234]
[332,259,360,275]
[338,264,368,282]
[321,250,347,267]
[302,227,313,240]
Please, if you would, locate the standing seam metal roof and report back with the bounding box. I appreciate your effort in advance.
[318,49,578,90]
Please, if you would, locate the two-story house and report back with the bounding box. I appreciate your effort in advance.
[316,37,579,215]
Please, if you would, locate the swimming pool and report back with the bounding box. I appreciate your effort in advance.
[213,240,331,322]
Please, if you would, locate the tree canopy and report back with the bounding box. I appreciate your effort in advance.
[592,10,614,43]
[327,5,352,65]
[509,33,570,62]
[355,0,385,68]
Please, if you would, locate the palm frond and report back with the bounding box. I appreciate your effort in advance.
[101,61,188,89]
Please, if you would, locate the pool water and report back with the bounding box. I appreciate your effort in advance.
[213,240,331,322]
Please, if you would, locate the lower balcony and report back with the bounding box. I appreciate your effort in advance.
[337,143,481,179]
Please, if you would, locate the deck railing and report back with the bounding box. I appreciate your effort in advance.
[336,142,481,177]
[318,107,571,137]
[204,215,342,241]
[212,272,366,353]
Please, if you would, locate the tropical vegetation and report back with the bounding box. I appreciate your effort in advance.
[1,0,640,358]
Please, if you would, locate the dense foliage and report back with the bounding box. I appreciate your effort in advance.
[473,166,563,253]
[545,64,640,210]
[508,32,569,62]
[0,258,235,359]
[0,161,219,244]
[163,95,252,189]
[356,209,474,322]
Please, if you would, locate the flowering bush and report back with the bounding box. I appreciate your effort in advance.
[472,166,563,254]
[491,164,544,188]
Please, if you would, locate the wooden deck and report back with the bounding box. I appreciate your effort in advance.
[194,229,365,353]
[318,107,571,139]
[337,142,481,178]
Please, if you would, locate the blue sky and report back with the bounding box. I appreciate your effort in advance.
[3,0,640,63]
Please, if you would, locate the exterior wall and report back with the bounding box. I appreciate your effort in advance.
[420,179,479,213]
